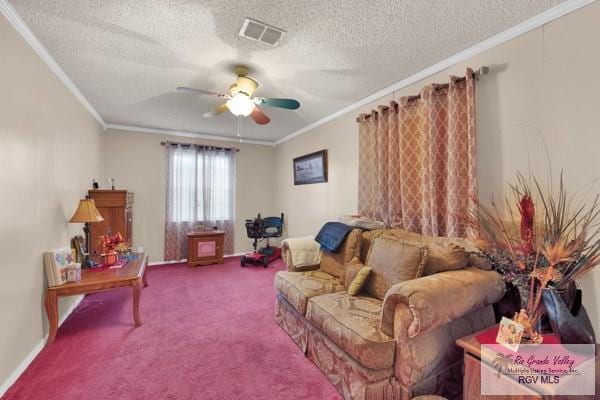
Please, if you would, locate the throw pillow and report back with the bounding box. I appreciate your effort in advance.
[383,229,469,275]
[320,229,361,279]
[365,235,427,300]
[421,242,468,275]
[348,266,372,296]
[359,229,385,263]
[433,236,492,271]
[343,256,364,289]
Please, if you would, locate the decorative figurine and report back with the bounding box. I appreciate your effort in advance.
[513,309,543,344]
[66,263,82,282]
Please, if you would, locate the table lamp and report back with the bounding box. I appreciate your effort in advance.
[69,198,104,267]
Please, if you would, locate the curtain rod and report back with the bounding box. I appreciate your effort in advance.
[160,141,240,152]
[357,66,489,122]
[415,66,488,95]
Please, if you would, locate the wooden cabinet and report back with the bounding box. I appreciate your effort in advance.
[187,231,224,267]
[88,190,133,256]
[461,352,541,399]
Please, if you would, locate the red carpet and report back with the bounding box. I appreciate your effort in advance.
[2,258,342,400]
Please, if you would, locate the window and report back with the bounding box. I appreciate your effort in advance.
[167,147,235,223]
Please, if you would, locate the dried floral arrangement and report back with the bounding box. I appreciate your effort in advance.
[468,173,600,341]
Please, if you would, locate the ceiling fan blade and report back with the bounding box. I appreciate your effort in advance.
[203,103,228,118]
[250,106,270,125]
[177,86,229,98]
[253,97,300,110]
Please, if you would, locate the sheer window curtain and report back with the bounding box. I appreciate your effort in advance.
[164,144,236,261]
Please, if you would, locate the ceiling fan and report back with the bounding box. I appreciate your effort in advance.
[177,66,300,125]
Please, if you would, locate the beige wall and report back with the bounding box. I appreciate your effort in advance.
[0,14,104,388]
[2,0,600,390]
[103,129,276,262]
[275,119,358,239]
[274,2,600,331]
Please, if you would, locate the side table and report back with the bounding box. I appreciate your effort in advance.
[45,253,148,345]
[187,231,225,267]
[456,325,600,399]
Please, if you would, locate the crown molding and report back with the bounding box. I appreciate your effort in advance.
[105,123,275,146]
[0,0,106,128]
[0,0,272,144]
[3,0,594,147]
[274,0,596,146]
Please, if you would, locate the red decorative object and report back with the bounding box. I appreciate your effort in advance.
[518,194,535,255]
[104,252,119,266]
[97,232,124,266]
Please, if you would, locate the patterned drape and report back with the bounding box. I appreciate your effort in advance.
[358,69,476,238]
[164,144,236,260]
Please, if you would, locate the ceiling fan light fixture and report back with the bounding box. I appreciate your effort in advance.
[226,93,255,117]
[177,66,298,126]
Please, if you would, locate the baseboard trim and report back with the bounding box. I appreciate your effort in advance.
[0,340,46,398]
[0,295,84,397]
[0,251,255,394]
[148,259,184,266]
[148,253,244,266]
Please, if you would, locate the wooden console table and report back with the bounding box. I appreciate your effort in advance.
[44,253,148,345]
[456,326,600,399]
[187,231,225,267]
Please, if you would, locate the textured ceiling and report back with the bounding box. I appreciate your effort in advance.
[10,0,565,142]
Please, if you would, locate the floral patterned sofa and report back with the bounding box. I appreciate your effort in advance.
[274,228,505,400]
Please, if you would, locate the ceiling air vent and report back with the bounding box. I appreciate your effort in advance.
[239,18,285,46]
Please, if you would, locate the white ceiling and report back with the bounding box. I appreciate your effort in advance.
[8,0,566,142]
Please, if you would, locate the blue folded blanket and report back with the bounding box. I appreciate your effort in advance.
[315,222,354,253]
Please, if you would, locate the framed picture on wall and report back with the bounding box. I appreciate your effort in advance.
[293,150,328,185]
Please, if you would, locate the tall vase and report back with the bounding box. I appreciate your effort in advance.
[541,286,595,344]
[493,281,521,322]
[538,282,577,333]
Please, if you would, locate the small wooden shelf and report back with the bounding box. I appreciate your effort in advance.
[187,231,224,267]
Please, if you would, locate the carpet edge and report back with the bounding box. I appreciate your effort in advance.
[0,295,84,397]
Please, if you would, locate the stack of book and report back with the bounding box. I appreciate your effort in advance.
[43,247,74,287]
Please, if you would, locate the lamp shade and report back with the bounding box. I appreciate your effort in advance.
[69,199,104,223]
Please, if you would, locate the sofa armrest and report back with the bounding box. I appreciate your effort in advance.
[281,236,321,272]
[380,267,505,338]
